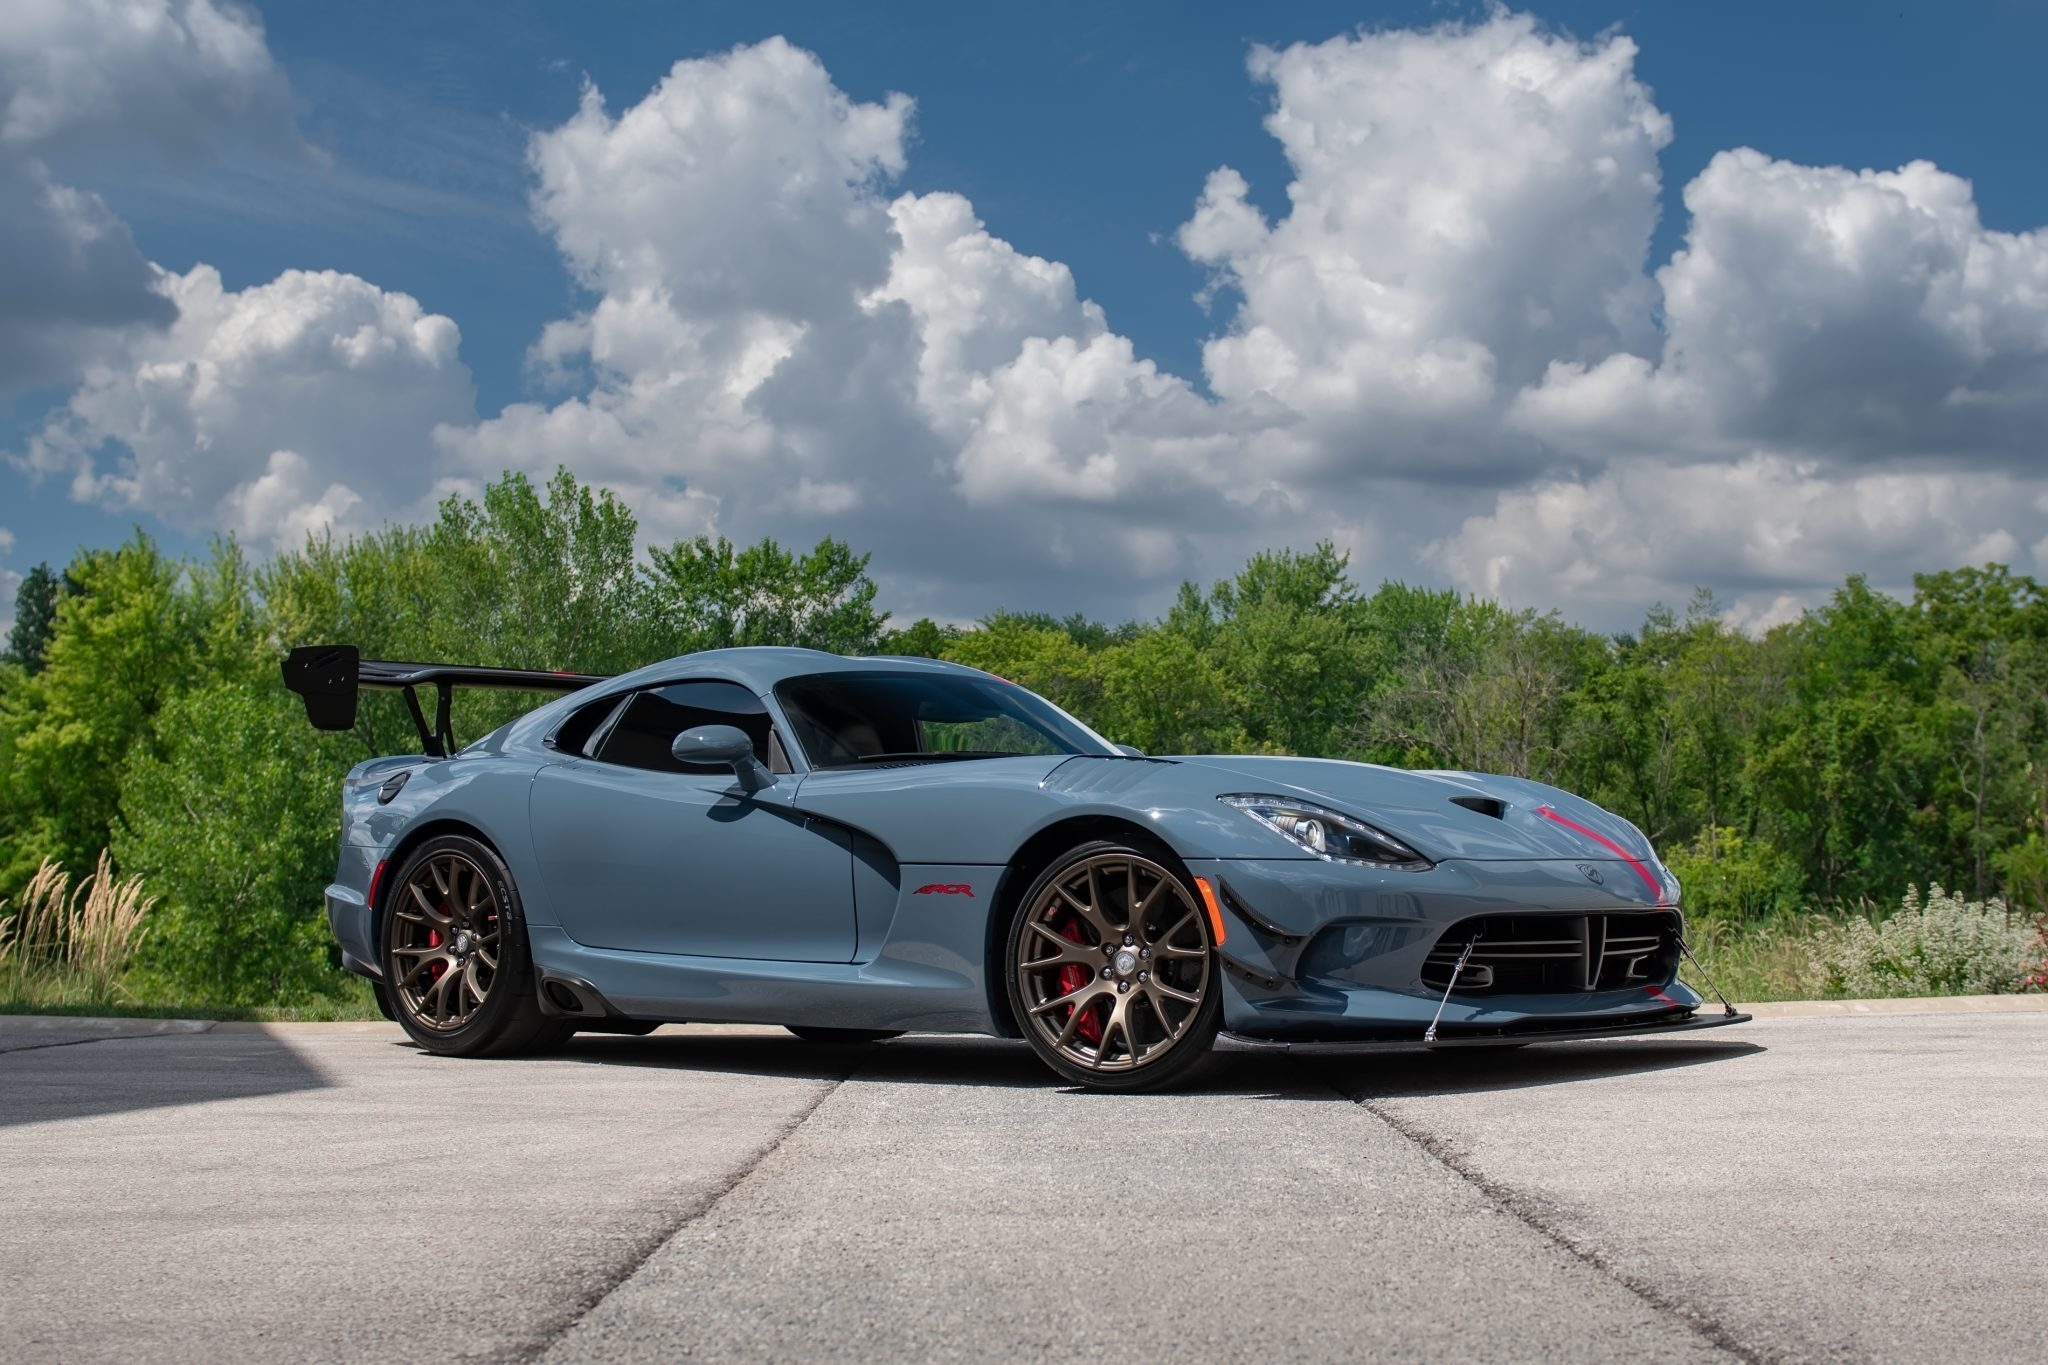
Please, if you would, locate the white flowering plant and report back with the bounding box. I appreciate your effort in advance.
[1810,886,2039,998]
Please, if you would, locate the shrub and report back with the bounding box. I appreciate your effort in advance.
[1666,827,1802,923]
[1810,885,2038,997]
[113,682,346,1006]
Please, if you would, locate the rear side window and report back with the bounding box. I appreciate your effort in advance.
[587,681,790,775]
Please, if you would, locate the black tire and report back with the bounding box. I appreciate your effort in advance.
[380,833,571,1057]
[785,1026,905,1044]
[370,979,398,1022]
[1004,838,1222,1092]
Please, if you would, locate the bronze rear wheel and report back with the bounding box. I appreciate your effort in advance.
[380,833,569,1057]
[390,850,501,1032]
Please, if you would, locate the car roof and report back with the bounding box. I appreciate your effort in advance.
[596,647,993,696]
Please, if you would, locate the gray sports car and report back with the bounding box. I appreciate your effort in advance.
[285,644,1746,1091]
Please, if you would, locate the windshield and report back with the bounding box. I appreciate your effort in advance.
[776,670,1114,768]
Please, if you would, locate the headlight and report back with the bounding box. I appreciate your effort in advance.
[1219,794,1432,869]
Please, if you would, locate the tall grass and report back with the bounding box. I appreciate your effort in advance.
[0,853,156,1005]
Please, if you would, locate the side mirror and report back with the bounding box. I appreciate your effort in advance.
[673,725,775,794]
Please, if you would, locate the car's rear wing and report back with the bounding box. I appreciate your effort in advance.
[282,644,609,757]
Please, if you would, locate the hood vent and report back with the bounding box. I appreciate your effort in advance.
[1450,795,1505,819]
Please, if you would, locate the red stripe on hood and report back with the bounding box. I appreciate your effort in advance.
[1536,805,1665,898]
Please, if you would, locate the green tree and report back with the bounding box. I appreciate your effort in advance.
[876,617,958,658]
[645,533,887,655]
[114,683,344,1005]
[1096,628,1250,754]
[0,533,247,894]
[1190,543,1370,757]
[941,614,1104,721]
[4,562,62,674]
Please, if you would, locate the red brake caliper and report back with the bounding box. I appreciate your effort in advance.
[425,886,446,985]
[1054,915,1103,1045]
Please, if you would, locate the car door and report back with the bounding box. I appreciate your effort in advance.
[529,679,856,963]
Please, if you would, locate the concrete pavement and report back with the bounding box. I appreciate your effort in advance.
[2,1009,2043,1362]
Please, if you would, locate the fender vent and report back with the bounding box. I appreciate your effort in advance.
[377,771,411,804]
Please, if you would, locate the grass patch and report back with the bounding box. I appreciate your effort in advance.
[0,967,383,1022]
[1684,915,1829,1002]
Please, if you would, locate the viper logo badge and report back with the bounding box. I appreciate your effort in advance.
[914,883,973,896]
[1577,863,1605,885]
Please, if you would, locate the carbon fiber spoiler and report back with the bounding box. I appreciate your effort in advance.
[282,644,608,757]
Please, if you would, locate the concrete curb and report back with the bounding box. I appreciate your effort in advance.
[0,1015,215,1035]
[1735,994,2048,1017]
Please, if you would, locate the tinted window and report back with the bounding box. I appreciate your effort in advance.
[776,671,1111,768]
[588,681,789,774]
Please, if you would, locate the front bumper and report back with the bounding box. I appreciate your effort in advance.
[1187,855,1726,1044]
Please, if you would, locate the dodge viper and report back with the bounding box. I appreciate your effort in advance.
[284,644,1746,1091]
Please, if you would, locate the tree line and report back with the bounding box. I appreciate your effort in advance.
[4,468,2046,1005]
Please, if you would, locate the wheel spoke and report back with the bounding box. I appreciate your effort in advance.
[1101,994,1134,1063]
[1029,981,1097,1018]
[1023,921,1098,968]
[1133,875,1172,929]
[396,952,444,990]
[1055,996,1101,1049]
[1052,882,1113,942]
[407,881,453,930]
[1141,986,1176,1037]
[1152,980,1201,1006]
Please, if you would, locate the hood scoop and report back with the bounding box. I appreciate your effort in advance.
[1450,795,1505,819]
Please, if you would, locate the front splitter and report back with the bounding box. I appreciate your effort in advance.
[1215,1009,1754,1054]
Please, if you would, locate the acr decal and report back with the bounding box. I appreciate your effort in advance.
[914,883,974,896]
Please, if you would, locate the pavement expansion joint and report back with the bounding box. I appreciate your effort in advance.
[517,1056,863,1362]
[1318,1064,1769,1365]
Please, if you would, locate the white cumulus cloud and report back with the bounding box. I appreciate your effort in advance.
[20,265,475,549]
[0,0,292,156]
[14,11,2048,630]
[1182,14,1671,481]
[0,0,297,392]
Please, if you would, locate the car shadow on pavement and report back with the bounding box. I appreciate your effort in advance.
[552,1030,1332,1098]
[1314,1038,1765,1100]
[546,1029,1764,1101]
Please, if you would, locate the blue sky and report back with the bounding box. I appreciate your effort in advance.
[4,0,2047,632]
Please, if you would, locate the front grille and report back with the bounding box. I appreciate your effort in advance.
[1421,911,1679,994]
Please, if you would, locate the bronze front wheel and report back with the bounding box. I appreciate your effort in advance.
[1007,842,1220,1090]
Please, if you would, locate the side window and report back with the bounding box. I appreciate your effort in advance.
[587,680,792,775]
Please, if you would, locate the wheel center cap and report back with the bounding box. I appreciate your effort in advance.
[1113,948,1139,977]
[453,931,474,956]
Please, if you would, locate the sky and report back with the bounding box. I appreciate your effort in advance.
[3,0,2046,639]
